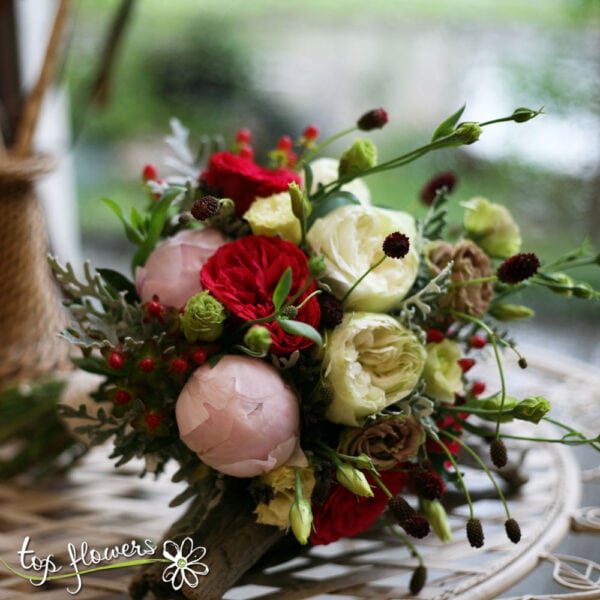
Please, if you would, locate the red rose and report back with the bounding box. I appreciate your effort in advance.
[200,151,301,216]
[309,469,407,545]
[200,235,320,355]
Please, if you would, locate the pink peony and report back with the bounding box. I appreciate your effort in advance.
[135,228,228,309]
[175,355,305,477]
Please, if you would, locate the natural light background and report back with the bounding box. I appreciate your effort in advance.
[63,0,599,365]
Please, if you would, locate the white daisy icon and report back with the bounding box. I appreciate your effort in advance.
[161,537,209,591]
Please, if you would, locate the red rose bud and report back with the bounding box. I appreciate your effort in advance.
[427,328,445,344]
[497,252,541,284]
[235,128,252,145]
[466,518,485,548]
[191,195,220,221]
[357,107,388,130]
[114,389,132,405]
[409,466,445,500]
[505,518,522,543]
[458,358,476,373]
[108,351,125,370]
[139,357,155,373]
[238,146,254,161]
[142,163,158,181]
[490,438,508,468]
[471,381,486,396]
[382,231,410,259]
[302,124,319,141]
[419,171,457,205]
[170,357,188,374]
[469,334,487,349]
[277,135,294,152]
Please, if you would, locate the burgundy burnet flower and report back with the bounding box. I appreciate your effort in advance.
[357,108,388,131]
[382,232,410,259]
[419,171,457,205]
[496,252,540,284]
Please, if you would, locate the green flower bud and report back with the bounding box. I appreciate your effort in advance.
[338,139,377,178]
[336,463,374,497]
[478,395,519,422]
[513,396,551,424]
[512,107,540,123]
[489,303,535,321]
[308,254,327,279]
[289,181,312,221]
[572,282,595,299]
[420,498,452,543]
[180,291,226,342]
[218,197,235,218]
[353,453,375,470]
[454,122,482,144]
[243,325,272,355]
[546,273,574,296]
[289,496,313,545]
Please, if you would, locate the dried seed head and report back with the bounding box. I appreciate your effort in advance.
[490,438,508,469]
[505,518,522,544]
[466,518,485,548]
[409,466,445,500]
[388,495,416,524]
[402,514,431,539]
[409,564,428,594]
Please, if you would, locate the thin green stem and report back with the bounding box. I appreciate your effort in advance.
[341,255,386,305]
[369,470,393,499]
[543,417,600,453]
[449,275,498,289]
[302,125,357,163]
[387,526,424,565]
[439,429,511,519]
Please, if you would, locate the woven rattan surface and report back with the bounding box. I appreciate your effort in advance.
[0,348,597,599]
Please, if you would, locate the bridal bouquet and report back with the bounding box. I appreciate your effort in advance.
[52,106,599,597]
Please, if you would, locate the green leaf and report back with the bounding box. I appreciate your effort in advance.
[101,198,144,244]
[71,356,119,377]
[97,268,140,303]
[129,206,146,232]
[273,267,293,311]
[431,104,466,142]
[307,191,360,228]
[276,318,323,347]
[303,162,314,197]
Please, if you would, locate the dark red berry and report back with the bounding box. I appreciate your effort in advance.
[139,357,155,373]
[303,125,319,140]
[108,352,125,370]
[170,357,188,374]
[144,413,161,431]
[142,163,158,181]
[277,135,293,152]
[239,146,254,161]
[114,389,131,405]
[471,381,486,396]
[191,349,207,365]
[458,358,476,373]
[235,128,252,145]
[469,334,487,349]
[427,328,445,344]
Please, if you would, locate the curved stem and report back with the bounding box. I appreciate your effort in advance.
[341,255,386,305]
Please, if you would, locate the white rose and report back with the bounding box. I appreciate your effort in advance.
[306,204,419,312]
[307,157,371,205]
[324,312,427,426]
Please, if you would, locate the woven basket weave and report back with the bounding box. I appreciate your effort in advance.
[0,154,71,387]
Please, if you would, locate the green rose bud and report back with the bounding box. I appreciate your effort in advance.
[338,139,377,178]
[289,181,312,222]
[289,496,313,545]
[420,498,452,543]
[489,303,535,321]
[513,396,551,424]
[463,196,522,257]
[243,325,272,356]
[180,291,226,342]
[454,122,482,144]
[336,463,374,497]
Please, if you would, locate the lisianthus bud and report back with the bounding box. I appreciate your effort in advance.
[572,282,595,299]
[513,396,551,424]
[338,139,377,178]
[545,272,574,296]
[420,498,452,542]
[289,496,313,545]
[478,395,519,422]
[335,463,373,497]
[243,325,272,355]
[466,518,484,547]
[180,291,226,342]
[497,252,540,284]
[463,197,522,257]
[454,122,482,144]
[357,108,388,130]
[489,303,535,321]
[512,107,539,123]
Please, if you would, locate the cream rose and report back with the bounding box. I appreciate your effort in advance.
[422,339,464,404]
[307,157,371,205]
[324,312,426,426]
[306,205,419,312]
[242,192,302,245]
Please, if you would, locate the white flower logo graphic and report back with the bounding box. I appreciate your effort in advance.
[161,537,209,591]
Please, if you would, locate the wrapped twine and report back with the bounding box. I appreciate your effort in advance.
[0,154,71,387]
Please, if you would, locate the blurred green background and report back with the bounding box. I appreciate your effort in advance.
[64,0,599,362]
